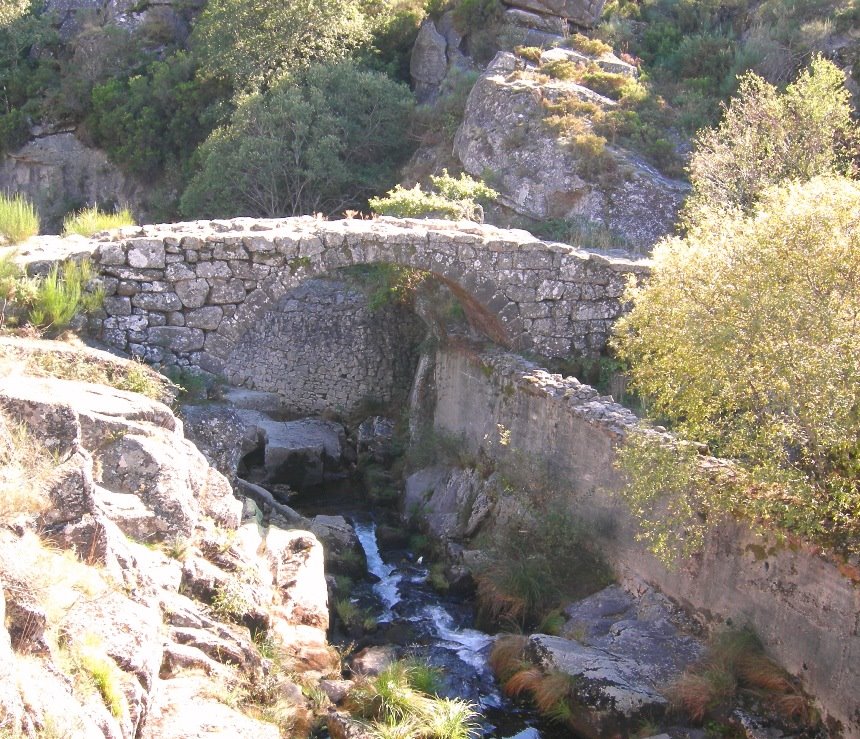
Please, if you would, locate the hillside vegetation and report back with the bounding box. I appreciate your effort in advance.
[1,0,857,226]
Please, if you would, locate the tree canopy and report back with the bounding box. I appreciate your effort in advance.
[190,0,373,92]
[179,62,414,219]
[613,176,860,558]
[682,56,857,225]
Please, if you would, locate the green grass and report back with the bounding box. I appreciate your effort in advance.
[27,259,105,333]
[0,193,39,244]
[62,206,135,236]
[346,661,480,738]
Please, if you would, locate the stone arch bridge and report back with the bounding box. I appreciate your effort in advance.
[88,216,648,373]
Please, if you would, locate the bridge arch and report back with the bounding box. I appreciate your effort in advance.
[93,216,647,374]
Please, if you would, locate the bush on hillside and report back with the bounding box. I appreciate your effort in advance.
[180,62,415,219]
[191,0,373,92]
[613,176,860,559]
[369,170,497,221]
[683,56,857,224]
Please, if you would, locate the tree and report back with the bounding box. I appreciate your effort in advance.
[179,62,415,219]
[613,177,860,558]
[682,56,857,225]
[190,0,372,92]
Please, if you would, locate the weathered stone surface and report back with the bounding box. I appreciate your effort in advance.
[515,585,705,729]
[174,278,209,308]
[128,240,166,269]
[404,466,494,540]
[411,19,449,102]
[265,528,329,630]
[501,0,606,26]
[147,325,205,352]
[453,53,686,251]
[181,403,246,480]
[223,279,424,417]
[356,416,397,462]
[242,415,349,488]
[350,645,397,677]
[184,305,223,330]
[140,675,281,739]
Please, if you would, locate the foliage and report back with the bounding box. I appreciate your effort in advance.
[346,661,480,738]
[613,176,860,557]
[563,33,613,57]
[683,56,857,224]
[340,263,427,310]
[181,62,414,219]
[27,259,104,333]
[210,577,252,622]
[489,637,590,733]
[670,627,814,727]
[191,0,373,92]
[476,448,612,629]
[87,52,226,183]
[537,60,683,177]
[370,170,497,222]
[0,192,39,243]
[70,637,128,719]
[62,205,135,236]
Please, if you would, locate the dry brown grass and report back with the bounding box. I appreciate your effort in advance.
[0,411,55,521]
[488,635,529,683]
[669,628,814,727]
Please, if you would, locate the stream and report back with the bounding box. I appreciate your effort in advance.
[289,476,570,739]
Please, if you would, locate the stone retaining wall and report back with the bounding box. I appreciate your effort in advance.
[431,344,860,738]
[84,216,648,371]
[220,278,424,416]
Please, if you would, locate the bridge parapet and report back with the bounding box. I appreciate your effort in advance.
[88,216,649,370]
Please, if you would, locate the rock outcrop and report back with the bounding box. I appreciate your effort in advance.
[0,132,142,232]
[0,339,336,737]
[454,52,687,251]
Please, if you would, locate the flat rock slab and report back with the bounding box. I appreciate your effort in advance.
[239,413,348,488]
[526,585,705,729]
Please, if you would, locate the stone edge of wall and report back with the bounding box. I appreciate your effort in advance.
[431,343,860,738]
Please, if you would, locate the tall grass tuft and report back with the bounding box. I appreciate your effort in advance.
[62,205,135,237]
[28,259,104,333]
[346,661,480,738]
[0,193,39,243]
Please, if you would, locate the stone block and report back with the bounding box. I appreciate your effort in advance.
[175,279,209,308]
[127,239,165,269]
[195,260,231,278]
[147,326,205,352]
[185,306,224,330]
[132,292,182,312]
[104,296,132,316]
[98,243,126,266]
[208,278,246,304]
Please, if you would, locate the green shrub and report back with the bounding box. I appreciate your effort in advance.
[346,661,479,738]
[564,33,613,57]
[412,68,480,146]
[27,259,104,333]
[181,61,415,218]
[614,177,860,559]
[0,193,39,243]
[370,170,497,222]
[0,108,30,154]
[62,205,135,236]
